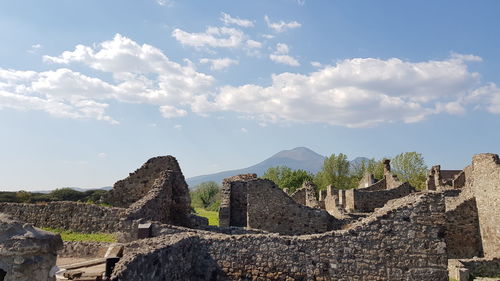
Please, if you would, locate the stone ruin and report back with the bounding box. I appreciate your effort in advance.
[219,175,340,235]
[0,214,62,281]
[0,153,498,280]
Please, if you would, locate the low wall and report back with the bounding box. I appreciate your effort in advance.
[345,182,415,212]
[0,201,124,233]
[110,192,449,281]
[58,241,111,258]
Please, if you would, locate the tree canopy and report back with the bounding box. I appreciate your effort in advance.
[190,181,221,211]
[390,152,428,190]
[262,166,313,194]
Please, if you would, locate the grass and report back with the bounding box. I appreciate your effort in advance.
[194,207,219,226]
[42,227,117,242]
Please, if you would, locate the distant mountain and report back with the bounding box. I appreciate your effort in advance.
[186,147,326,188]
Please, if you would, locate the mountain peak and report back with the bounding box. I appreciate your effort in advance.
[271,147,324,162]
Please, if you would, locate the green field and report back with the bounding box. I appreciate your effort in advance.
[42,227,117,242]
[194,208,219,226]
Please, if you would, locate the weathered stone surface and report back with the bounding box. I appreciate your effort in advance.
[105,156,190,210]
[110,192,449,281]
[0,201,124,233]
[0,213,62,281]
[290,181,321,208]
[220,175,340,235]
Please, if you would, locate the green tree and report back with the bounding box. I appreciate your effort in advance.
[190,181,220,210]
[365,158,385,180]
[314,153,353,190]
[391,152,428,190]
[262,166,313,194]
[49,188,86,201]
[15,190,32,203]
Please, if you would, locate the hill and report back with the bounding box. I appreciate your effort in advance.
[186,147,326,187]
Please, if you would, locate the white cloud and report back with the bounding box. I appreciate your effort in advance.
[28,44,42,54]
[3,34,500,128]
[97,152,108,159]
[240,127,248,133]
[174,124,183,129]
[464,83,500,114]
[297,0,306,5]
[214,54,487,127]
[220,12,254,27]
[3,34,215,122]
[156,0,173,7]
[171,26,244,48]
[264,15,301,32]
[311,61,322,68]
[159,105,188,118]
[269,43,300,66]
[200,58,239,70]
[246,39,262,49]
[262,34,275,39]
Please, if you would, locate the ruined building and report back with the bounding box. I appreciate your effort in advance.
[0,153,498,280]
[0,214,62,281]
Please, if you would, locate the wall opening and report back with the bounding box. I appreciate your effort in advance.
[0,269,6,281]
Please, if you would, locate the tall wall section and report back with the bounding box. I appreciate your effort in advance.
[110,192,449,281]
[469,153,500,258]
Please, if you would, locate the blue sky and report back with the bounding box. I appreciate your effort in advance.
[1,0,499,190]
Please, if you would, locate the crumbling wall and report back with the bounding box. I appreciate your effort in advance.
[246,179,340,235]
[426,165,462,191]
[106,156,190,211]
[58,241,111,258]
[358,172,376,188]
[445,195,483,258]
[469,154,500,258]
[218,174,256,228]
[345,182,415,212]
[0,201,123,233]
[290,181,320,208]
[110,192,448,281]
[0,214,62,281]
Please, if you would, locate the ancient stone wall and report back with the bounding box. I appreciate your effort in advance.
[358,172,376,188]
[469,154,500,258]
[426,165,463,191]
[218,174,256,228]
[110,192,448,281]
[0,201,124,233]
[344,182,415,213]
[0,214,62,281]
[246,179,340,235]
[58,241,111,258]
[105,156,190,211]
[445,196,483,258]
[290,181,320,208]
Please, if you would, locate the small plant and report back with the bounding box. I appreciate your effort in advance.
[42,227,117,242]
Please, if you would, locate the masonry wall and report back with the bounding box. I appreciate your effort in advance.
[345,182,415,213]
[218,174,256,228]
[110,192,449,281]
[0,201,124,233]
[469,154,500,258]
[246,179,340,235]
[445,196,483,258]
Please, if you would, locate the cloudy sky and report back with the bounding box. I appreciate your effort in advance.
[1,0,499,190]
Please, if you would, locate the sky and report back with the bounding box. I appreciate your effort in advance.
[1,0,500,191]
